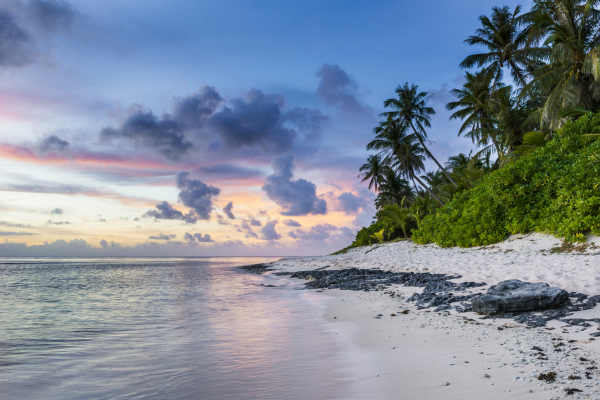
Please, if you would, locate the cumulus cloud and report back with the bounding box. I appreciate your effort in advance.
[260,220,281,240]
[99,239,108,247]
[223,202,235,219]
[249,218,262,227]
[50,207,63,214]
[34,135,70,157]
[187,233,214,242]
[144,201,185,221]
[237,219,258,239]
[208,89,328,154]
[289,223,337,241]
[337,192,363,214]
[216,214,231,225]
[171,86,223,128]
[283,219,301,227]
[148,233,176,240]
[316,64,371,116]
[175,171,220,222]
[262,154,326,216]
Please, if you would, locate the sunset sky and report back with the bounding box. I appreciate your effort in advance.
[0,0,521,256]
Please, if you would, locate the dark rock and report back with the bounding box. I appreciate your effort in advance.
[240,263,274,274]
[472,280,569,314]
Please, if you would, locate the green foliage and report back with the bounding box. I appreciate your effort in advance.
[413,114,600,247]
[380,201,413,238]
[370,229,386,243]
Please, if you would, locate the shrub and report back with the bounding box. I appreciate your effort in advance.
[412,113,600,247]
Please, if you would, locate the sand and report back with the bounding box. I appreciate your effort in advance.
[267,233,600,399]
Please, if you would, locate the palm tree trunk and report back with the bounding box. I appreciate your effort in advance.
[412,173,444,206]
[408,121,458,187]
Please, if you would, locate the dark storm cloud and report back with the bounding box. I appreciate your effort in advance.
[337,192,363,214]
[316,64,371,116]
[223,202,235,219]
[0,9,34,67]
[143,201,185,221]
[262,154,327,216]
[176,171,220,222]
[0,231,39,236]
[148,233,176,240]
[100,109,193,161]
[289,223,337,241]
[29,0,76,32]
[208,89,328,154]
[260,221,281,241]
[50,208,63,214]
[196,164,262,180]
[0,221,31,228]
[283,219,301,227]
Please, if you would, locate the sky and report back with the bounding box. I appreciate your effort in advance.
[0,0,524,256]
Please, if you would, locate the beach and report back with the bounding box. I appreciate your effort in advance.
[260,234,600,399]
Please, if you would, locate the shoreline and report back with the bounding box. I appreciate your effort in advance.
[253,233,600,399]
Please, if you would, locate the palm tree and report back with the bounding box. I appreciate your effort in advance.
[519,0,600,130]
[447,70,505,158]
[358,154,388,192]
[409,194,435,229]
[375,169,414,209]
[381,83,458,187]
[460,5,535,87]
[380,200,413,238]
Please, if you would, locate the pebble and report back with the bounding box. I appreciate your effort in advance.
[444,382,449,386]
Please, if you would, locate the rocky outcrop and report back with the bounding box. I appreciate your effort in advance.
[472,280,569,314]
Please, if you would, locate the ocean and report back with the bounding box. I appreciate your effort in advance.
[0,257,346,400]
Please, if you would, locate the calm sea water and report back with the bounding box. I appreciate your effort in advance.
[0,257,345,400]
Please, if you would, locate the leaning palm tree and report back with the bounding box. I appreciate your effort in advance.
[358,154,388,192]
[521,0,600,130]
[381,83,457,187]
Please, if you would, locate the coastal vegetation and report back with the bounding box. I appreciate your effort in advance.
[351,0,600,249]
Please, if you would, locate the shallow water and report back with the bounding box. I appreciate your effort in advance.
[0,257,345,400]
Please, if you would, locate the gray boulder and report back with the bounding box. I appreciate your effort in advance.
[472,280,569,314]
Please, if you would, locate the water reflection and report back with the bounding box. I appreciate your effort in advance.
[0,257,344,399]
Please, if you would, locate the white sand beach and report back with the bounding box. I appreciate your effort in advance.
[268,234,600,400]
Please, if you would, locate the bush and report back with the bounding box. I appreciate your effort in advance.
[412,113,600,247]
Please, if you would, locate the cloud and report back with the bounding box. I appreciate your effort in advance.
[289,223,337,241]
[283,219,301,227]
[261,220,281,240]
[237,219,258,238]
[148,233,176,240]
[183,232,214,242]
[46,220,70,225]
[0,221,31,228]
[34,135,70,157]
[175,171,220,222]
[249,218,262,227]
[99,239,108,247]
[196,164,262,180]
[144,201,185,221]
[208,88,328,154]
[216,214,231,225]
[337,192,363,214]
[223,201,235,219]
[0,231,39,236]
[262,154,327,216]
[50,207,63,214]
[100,86,222,161]
[100,109,193,161]
[316,64,371,116]
[29,0,76,32]
[0,9,34,68]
